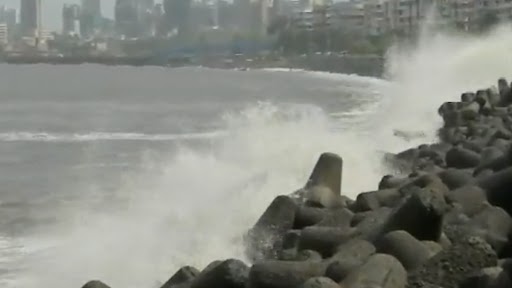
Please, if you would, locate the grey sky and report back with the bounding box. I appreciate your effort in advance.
[0,0,159,31]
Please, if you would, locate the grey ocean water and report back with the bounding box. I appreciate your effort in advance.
[1,27,511,287]
[0,64,392,288]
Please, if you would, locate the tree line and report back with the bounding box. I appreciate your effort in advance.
[266,9,507,56]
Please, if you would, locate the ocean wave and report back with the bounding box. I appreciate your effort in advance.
[0,131,225,143]
[260,67,390,86]
[260,67,306,72]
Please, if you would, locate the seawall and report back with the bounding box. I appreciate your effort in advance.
[81,77,512,288]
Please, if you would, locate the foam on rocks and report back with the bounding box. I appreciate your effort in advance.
[80,78,512,288]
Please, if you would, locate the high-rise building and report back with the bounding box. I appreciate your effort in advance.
[233,0,258,33]
[164,0,192,36]
[5,9,16,32]
[248,0,273,36]
[138,0,156,36]
[5,9,16,25]
[82,0,101,18]
[80,0,102,38]
[217,0,236,29]
[62,5,73,34]
[2,8,16,40]
[115,0,138,37]
[20,0,41,37]
[0,23,7,45]
[115,0,158,37]
[63,4,80,35]
[80,12,95,37]
[0,5,5,22]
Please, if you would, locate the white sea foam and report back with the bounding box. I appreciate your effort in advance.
[378,21,512,150]
[0,131,224,142]
[19,98,386,288]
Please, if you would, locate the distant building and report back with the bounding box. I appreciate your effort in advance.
[5,8,16,30]
[115,0,141,37]
[317,0,435,36]
[63,4,81,35]
[449,0,477,30]
[0,8,16,40]
[138,0,156,36]
[20,0,41,37]
[363,0,387,35]
[80,0,102,38]
[249,0,274,36]
[82,0,101,17]
[163,0,192,36]
[189,1,216,31]
[114,0,162,38]
[39,29,53,41]
[80,12,95,37]
[288,3,333,34]
[278,0,310,17]
[292,9,314,30]
[232,0,252,32]
[0,23,8,45]
[0,5,5,22]
[283,0,512,38]
[475,0,512,20]
[329,1,366,33]
[217,0,237,29]
[384,0,438,35]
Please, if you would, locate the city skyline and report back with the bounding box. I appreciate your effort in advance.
[0,0,162,31]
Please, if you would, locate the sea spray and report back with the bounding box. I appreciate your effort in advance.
[20,99,384,288]
[380,20,512,151]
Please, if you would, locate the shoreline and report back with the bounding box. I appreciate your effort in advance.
[0,54,384,78]
[83,77,512,288]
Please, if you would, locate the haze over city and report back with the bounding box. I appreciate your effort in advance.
[0,0,507,64]
[0,0,125,30]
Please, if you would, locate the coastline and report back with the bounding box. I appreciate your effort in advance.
[83,77,512,288]
[195,54,384,77]
[0,53,384,78]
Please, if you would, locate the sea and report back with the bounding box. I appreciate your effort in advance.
[1,24,512,288]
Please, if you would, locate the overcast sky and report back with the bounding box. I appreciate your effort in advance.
[0,0,161,31]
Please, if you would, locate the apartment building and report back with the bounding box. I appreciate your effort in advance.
[475,0,512,20]
[0,23,7,45]
[329,1,366,32]
[284,0,512,37]
[363,0,387,35]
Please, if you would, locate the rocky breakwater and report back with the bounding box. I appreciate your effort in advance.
[82,77,512,288]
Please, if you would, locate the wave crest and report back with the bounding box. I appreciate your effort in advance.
[0,132,223,142]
